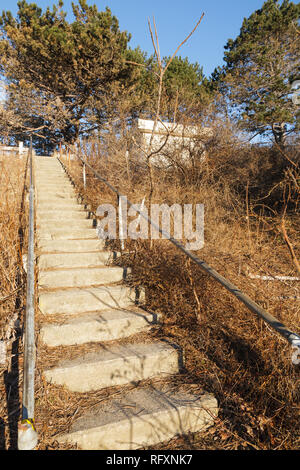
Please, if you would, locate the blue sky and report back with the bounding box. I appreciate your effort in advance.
[2,0,268,77]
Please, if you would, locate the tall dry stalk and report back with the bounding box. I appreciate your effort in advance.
[144,14,205,203]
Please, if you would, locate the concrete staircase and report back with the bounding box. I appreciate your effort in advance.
[35,156,218,450]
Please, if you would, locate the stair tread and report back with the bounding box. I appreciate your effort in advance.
[39,266,127,289]
[37,219,93,229]
[43,341,180,392]
[46,341,178,370]
[38,251,114,269]
[41,307,157,326]
[73,385,216,430]
[40,308,159,346]
[38,285,143,315]
[57,385,217,449]
[38,239,106,253]
[37,228,98,240]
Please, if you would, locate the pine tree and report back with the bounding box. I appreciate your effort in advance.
[161,56,212,121]
[0,0,137,145]
[135,54,213,122]
[214,0,300,144]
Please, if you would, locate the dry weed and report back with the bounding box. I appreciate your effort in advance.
[0,153,28,449]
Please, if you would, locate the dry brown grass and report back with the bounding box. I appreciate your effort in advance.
[0,152,28,449]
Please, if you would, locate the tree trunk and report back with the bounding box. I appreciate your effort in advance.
[272,122,287,146]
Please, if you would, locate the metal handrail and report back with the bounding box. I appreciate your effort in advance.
[18,137,38,450]
[60,146,300,365]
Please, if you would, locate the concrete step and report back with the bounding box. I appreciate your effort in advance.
[43,341,180,392]
[37,205,83,214]
[35,172,66,177]
[35,159,60,162]
[39,266,128,289]
[36,167,67,170]
[38,285,144,315]
[36,196,77,206]
[35,180,68,185]
[35,178,72,184]
[35,168,65,172]
[35,178,69,183]
[36,207,86,214]
[37,201,84,211]
[57,385,218,449]
[40,308,159,347]
[38,251,115,269]
[35,159,61,162]
[35,162,61,165]
[37,196,78,205]
[35,182,72,189]
[37,228,97,240]
[36,170,65,175]
[35,161,61,166]
[35,175,69,180]
[35,187,73,194]
[36,189,75,197]
[37,239,106,253]
[35,182,72,187]
[36,193,77,201]
[36,219,94,230]
[35,165,61,170]
[35,174,69,179]
[36,169,66,172]
[36,210,87,221]
[35,164,63,167]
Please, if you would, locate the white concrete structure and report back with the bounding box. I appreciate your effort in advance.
[0,142,29,157]
[137,119,213,167]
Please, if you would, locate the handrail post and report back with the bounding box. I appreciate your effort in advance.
[83,162,86,190]
[118,195,125,251]
[18,135,38,450]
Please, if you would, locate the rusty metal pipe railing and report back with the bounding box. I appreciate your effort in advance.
[59,146,300,365]
[18,137,38,450]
